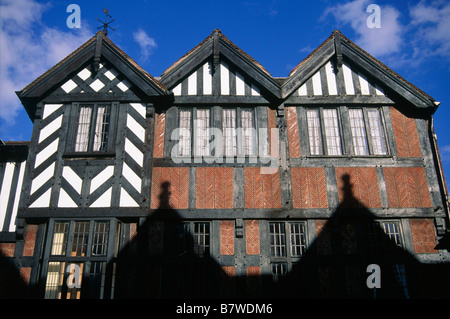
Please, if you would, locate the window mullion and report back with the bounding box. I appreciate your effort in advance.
[87,104,98,153]
[319,108,329,155]
[236,107,243,157]
[285,221,291,260]
[86,221,95,258]
[65,221,75,258]
[363,108,375,155]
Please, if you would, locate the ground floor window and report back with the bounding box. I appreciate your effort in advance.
[268,221,308,282]
[42,219,120,299]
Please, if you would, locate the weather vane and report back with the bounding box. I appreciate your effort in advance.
[97,8,115,36]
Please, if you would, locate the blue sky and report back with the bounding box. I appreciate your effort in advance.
[1,0,450,181]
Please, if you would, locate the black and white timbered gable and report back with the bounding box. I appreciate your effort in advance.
[160,29,280,104]
[282,30,437,113]
[15,31,168,214]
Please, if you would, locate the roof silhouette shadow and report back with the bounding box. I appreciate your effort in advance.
[111,174,450,299]
[0,249,38,298]
[113,181,224,298]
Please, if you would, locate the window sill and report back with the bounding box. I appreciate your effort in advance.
[305,154,392,159]
[63,152,116,160]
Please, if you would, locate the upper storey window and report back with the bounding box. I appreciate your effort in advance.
[74,104,111,152]
[306,108,342,156]
[65,102,117,157]
[176,107,256,158]
[222,108,255,157]
[348,108,387,156]
[305,106,388,157]
[178,108,212,157]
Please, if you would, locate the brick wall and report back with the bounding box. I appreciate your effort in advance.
[410,218,438,253]
[291,167,328,208]
[151,167,189,209]
[245,220,260,255]
[390,107,422,157]
[244,167,281,209]
[286,107,301,158]
[196,167,234,209]
[0,243,15,257]
[23,225,38,257]
[220,220,234,255]
[335,167,382,208]
[383,167,432,208]
[153,112,165,158]
[267,107,277,156]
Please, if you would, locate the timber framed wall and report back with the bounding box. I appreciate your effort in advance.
[0,29,448,299]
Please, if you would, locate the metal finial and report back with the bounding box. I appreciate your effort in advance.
[97,8,115,37]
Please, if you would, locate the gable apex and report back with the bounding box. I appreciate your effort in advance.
[17,31,167,120]
[283,30,436,112]
[160,29,280,99]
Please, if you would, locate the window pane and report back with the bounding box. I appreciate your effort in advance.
[306,109,323,155]
[193,222,210,257]
[223,109,237,156]
[241,110,254,156]
[179,110,192,156]
[71,221,89,257]
[51,222,69,256]
[92,106,110,152]
[75,106,92,152]
[92,221,109,256]
[175,223,190,256]
[66,262,84,299]
[87,261,106,298]
[322,109,342,155]
[269,222,286,257]
[272,263,287,282]
[366,222,382,254]
[367,109,387,155]
[382,222,402,248]
[44,261,65,299]
[290,223,307,257]
[195,109,210,156]
[349,109,369,155]
[366,221,403,255]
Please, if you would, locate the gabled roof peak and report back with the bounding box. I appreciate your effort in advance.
[160,28,271,78]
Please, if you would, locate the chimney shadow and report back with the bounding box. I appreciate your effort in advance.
[55,173,448,299]
[259,173,450,299]
[0,248,38,298]
[113,181,224,299]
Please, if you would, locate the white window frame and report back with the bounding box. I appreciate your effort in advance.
[348,107,388,156]
[74,103,111,153]
[306,107,343,156]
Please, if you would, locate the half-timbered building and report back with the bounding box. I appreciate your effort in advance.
[1,29,449,299]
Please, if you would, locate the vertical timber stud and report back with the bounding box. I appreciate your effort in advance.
[143,103,155,209]
[111,101,124,208]
[334,31,343,69]
[92,31,103,73]
[213,30,220,72]
[212,29,220,96]
[277,103,291,208]
[234,218,246,297]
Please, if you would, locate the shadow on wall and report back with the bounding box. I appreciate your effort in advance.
[0,249,37,298]
[112,174,450,299]
[2,174,449,299]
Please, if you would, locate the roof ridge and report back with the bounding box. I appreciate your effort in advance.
[288,29,434,103]
[160,28,271,78]
[19,34,97,94]
[19,31,167,96]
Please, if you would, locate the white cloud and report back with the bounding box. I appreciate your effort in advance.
[0,0,92,125]
[409,1,450,60]
[439,145,450,163]
[132,28,157,62]
[322,0,404,57]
